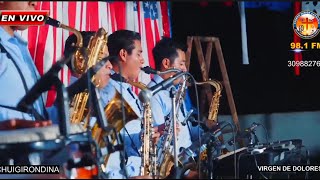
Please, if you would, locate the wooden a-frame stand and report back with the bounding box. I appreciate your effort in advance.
[185,36,240,132]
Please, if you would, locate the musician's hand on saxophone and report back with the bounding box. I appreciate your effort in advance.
[151,126,161,144]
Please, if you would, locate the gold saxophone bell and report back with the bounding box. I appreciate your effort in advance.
[103,80,146,133]
[105,91,139,130]
[91,90,139,163]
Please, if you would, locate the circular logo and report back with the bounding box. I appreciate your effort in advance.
[293,11,320,39]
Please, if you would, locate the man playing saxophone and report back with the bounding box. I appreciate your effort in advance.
[148,37,200,179]
[62,30,113,167]
[63,29,158,179]
[100,30,160,179]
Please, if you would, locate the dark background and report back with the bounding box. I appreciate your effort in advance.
[171,2,320,115]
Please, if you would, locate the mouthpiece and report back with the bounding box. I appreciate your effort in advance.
[45,16,61,27]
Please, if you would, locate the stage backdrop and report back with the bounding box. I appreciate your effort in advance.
[18,1,171,107]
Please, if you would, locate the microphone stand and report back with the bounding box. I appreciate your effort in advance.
[207,139,213,180]
[53,76,71,138]
[89,84,111,133]
[207,133,226,180]
[170,87,180,178]
[87,74,122,179]
[66,56,121,178]
[87,84,107,179]
[247,128,260,148]
[251,130,259,146]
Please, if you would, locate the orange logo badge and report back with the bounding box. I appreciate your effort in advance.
[293,11,320,39]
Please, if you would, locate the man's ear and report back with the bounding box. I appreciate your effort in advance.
[162,58,171,69]
[119,49,127,62]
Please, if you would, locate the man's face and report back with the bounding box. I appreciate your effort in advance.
[95,45,112,89]
[95,60,113,89]
[0,1,37,31]
[169,49,187,85]
[123,40,144,81]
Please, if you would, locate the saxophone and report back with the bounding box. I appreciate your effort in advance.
[140,101,157,177]
[157,79,223,178]
[195,79,223,123]
[120,79,157,177]
[107,80,158,177]
[195,79,223,165]
[156,75,189,179]
[69,28,108,126]
[45,16,92,133]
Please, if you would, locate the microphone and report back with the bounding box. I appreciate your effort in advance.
[138,71,186,103]
[226,122,261,145]
[141,66,160,75]
[210,121,231,138]
[17,56,72,113]
[187,118,228,129]
[183,116,211,133]
[141,66,182,75]
[239,122,260,137]
[183,116,230,137]
[67,56,115,98]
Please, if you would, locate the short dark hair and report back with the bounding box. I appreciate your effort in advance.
[64,31,96,71]
[152,37,187,71]
[107,29,141,63]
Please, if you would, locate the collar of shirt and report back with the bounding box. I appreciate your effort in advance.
[0,26,13,42]
[0,27,28,46]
